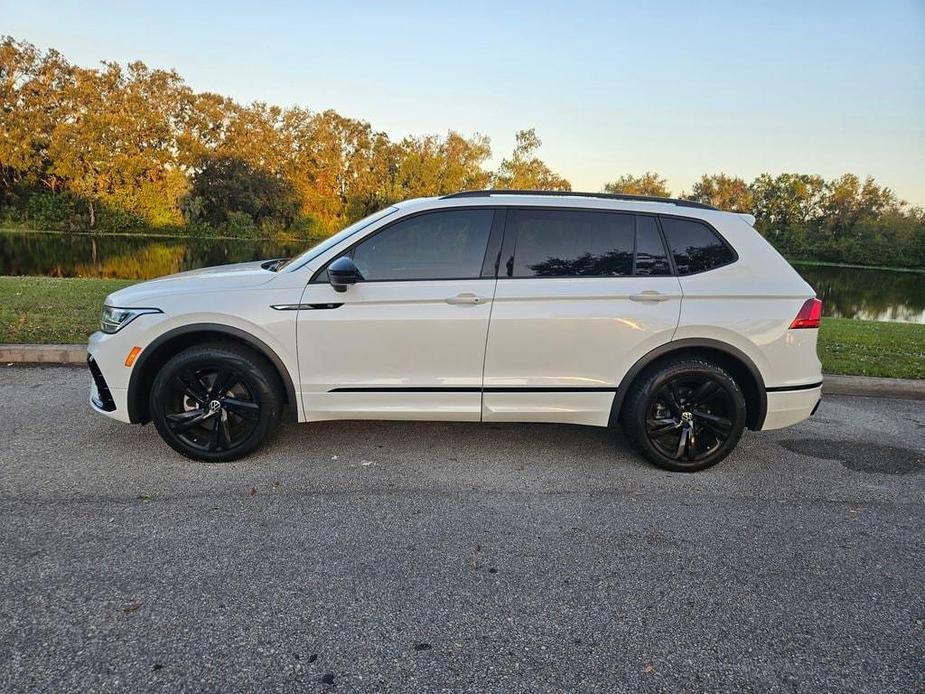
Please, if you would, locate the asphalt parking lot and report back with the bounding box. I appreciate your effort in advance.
[1,366,923,692]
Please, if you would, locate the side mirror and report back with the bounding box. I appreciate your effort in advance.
[328,256,360,293]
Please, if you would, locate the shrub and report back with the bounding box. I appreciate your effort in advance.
[24,192,87,231]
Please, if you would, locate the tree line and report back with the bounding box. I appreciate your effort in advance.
[1,37,922,269]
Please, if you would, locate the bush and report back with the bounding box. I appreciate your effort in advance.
[222,210,260,238]
[23,192,88,231]
[287,214,323,239]
[95,206,148,234]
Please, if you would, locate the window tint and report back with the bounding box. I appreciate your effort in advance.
[507,209,635,277]
[349,209,494,281]
[660,217,735,275]
[634,216,671,276]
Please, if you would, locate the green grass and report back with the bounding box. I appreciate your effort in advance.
[817,317,925,379]
[0,276,133,344]
[2,276,923,379]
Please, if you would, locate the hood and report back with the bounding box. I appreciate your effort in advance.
[105,260,276,306]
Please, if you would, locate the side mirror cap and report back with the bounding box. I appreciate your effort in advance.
[328,256,360,293]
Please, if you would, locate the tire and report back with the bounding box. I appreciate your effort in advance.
[621,357,746,472]
[150,342,284,462]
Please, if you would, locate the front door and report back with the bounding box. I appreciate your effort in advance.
[296,208,500,421]
[482,208,683,426]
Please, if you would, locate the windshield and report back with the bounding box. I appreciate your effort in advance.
[280,207,399,271]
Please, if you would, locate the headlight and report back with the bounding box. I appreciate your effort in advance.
[100,306,162,334]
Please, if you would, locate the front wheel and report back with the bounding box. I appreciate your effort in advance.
[621,358,747,472]
[150,343,284,462]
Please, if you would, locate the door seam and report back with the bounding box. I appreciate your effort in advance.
[478,278,500,422]
[669,275,684,342]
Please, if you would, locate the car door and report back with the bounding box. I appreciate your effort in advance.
[482,208,682,426]
[296,208,501,421]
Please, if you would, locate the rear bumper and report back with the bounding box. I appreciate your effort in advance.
[761,384,822,430]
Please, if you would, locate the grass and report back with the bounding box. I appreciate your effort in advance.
[817,317,925,379]
[1,276,923,379]
[0,276,133,344]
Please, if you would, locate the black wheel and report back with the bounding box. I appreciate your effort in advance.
[150,343,284,462]
[621,358,746,472]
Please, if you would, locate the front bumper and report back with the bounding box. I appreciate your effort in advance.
[87,355,115,411]
[87,330,137,423]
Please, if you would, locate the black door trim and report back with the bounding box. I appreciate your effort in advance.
[328,386,618,393]
[766,381,823,392]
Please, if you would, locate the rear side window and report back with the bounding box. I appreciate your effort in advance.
[506,209,635,277]
[634,216,671,276]
[349,209,494,281]
[505,210,674,278]
[660,217,735,275]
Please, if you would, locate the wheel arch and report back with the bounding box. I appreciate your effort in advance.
[127,323,298,424]
[610,338,767,431]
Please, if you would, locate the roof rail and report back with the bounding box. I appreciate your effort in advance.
[440,189,717,210]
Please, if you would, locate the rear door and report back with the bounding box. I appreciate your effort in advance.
[482,208,682,425]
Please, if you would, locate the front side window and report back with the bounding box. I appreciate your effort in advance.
[348,209,494,281]
[281,206,398,271]
[660,217,735,275]
[507,209,635,277]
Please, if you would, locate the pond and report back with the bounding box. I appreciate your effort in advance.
[794,264,925,324]
[1,230,923,323]
[0,230,314,281]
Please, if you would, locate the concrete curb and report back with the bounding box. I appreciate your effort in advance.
[1,343,923,400]
[822,374,925,400]
[1,343,86,364]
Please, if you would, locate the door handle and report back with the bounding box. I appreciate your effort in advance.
[629,290,671,303]
[445,293,483,305]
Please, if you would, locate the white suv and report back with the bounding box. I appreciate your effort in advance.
[88,191,823,472]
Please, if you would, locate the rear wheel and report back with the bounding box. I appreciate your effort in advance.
[150,343,283,462]
[622,358,746,472]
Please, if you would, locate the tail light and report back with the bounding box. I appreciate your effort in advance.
[790,298,822,329]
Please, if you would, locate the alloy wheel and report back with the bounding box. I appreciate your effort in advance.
[644,375,735,464]
[162,367,261,453]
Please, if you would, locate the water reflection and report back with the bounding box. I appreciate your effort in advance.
[0,231,922,324]
[0,230,314,281]
[796,264,925,324]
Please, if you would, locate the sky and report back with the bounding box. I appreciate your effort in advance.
[3,0,924,205]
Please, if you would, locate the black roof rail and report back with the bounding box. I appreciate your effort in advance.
[440,189,717,210]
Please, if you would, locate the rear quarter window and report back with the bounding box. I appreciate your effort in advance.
[660,217,736,275]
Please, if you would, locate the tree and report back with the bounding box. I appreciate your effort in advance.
[749,173,826,228]
[822,173,900,238]
[283,108,399,232]
[0,38,73,198]
[183,155,298,233]
[602,172,670,197]
[44,59,192,228]
[394,131,491,198]
[493,129,570,191]
[684,174,752,212]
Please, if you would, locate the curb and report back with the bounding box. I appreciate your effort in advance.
[1,343,86,364]
[821,374,924,400]
[2,343,923,400]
